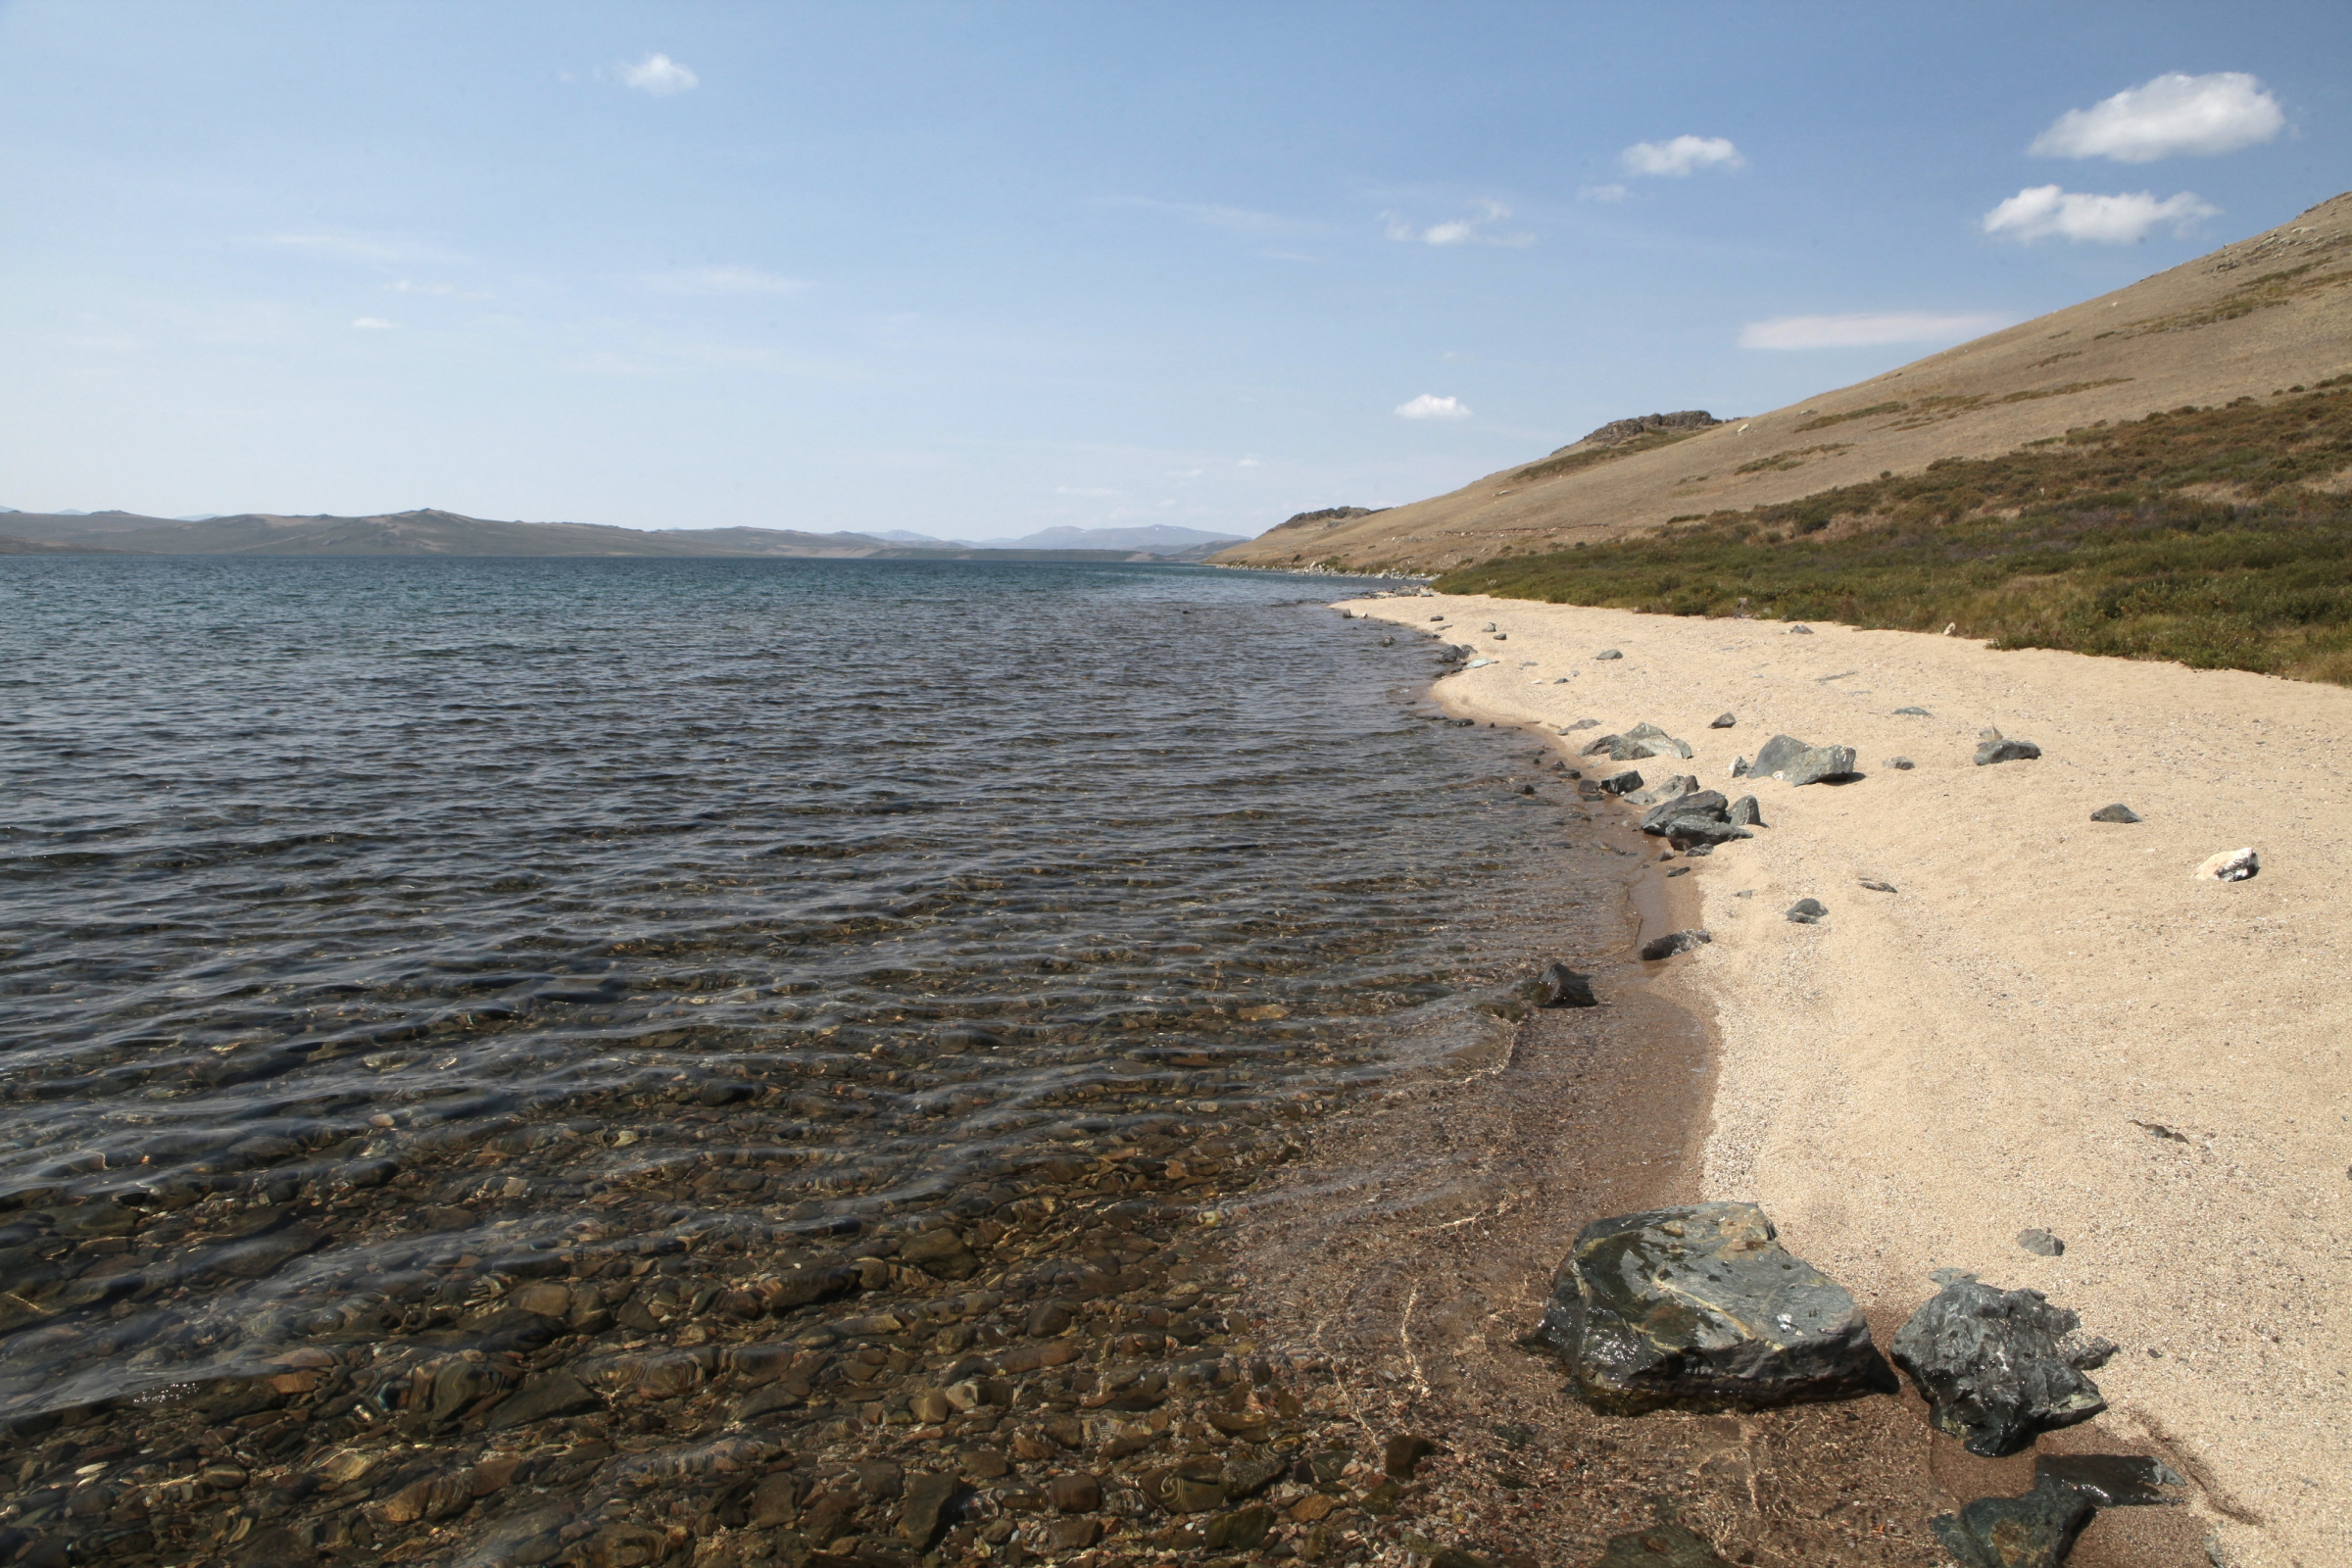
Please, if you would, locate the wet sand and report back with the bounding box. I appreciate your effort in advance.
[1319,591,2351,1568]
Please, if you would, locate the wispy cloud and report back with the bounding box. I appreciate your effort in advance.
[350,318,398,331]
[1105,197,1309,236]
[648,265,810,297]
[1982,185,2218,244]
[1578,183,1629,203]
[1383,200,1531,247]
[1740,312,2010,350]
[1396,394,1471,420]
[2031,73,2282,163]
[264,232,408,262]
[620,53,698,96]
[1620,135,1744,177]
[391,279,490,300]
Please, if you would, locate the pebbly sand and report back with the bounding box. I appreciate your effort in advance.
[1320,592,2352,1568]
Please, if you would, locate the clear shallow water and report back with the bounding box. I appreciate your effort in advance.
[0,556,1592,1420]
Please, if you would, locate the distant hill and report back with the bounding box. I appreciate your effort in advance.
[0,533,122,555]
[0,510,1233,562]
[1217,192,2352,572]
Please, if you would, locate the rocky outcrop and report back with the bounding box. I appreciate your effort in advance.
[1526,1202,1896,1415]
[1557,411,1723,454]
[1890,1279,2111,1456]
[1270,506,1384,532]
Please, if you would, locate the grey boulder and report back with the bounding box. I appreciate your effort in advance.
[1593,649,1624,661]
[1598,770,1643,795]
[1976,738,2042,765]
[1625,721,1694,760]
[1891,1279,2109,1456]
[1930,1478,2096,1568]
[1709,712,1737,728]
[1526,1201,1897,1415]
[1751,733,1857,785]
[1641,790,1729,833]
[1785,899,1827,924]
[1727,795,1763,827]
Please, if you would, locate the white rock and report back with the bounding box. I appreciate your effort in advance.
[2192,848,2259,882]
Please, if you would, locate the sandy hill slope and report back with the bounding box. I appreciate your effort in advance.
[1218,192,2352,572]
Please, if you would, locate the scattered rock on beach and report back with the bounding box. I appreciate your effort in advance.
[1598,770,1642,796]
[1567,717,1599,730]
[1891,1279,2110,1456]
[2089,804,2140,823]
[1639,929,1710,960]
[1526,1201,1897,1415]
[1593,649,1623,661]
[1752,733,1857,785]
[1709,712,1737,728]
[2018,1229,2065,1257]
[1886,757,1914,770]
[1787,624,1813,635]
[1857,877,1895,893]
[1785,899,1828,924]
[1976,738,2042,765]
[2194,847,2258,881]
[1930,1477,2098,1568]
[1641,790,1727,831]
[1729,756,1749,778]
[1526,961,1599,1008]
[1894,706,1932,716]
[1626,720,1694,759]
[1728,795,1762,827]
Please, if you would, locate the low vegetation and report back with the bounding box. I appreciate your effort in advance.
[1504,424,1706,485]
[1438,383,2352,685]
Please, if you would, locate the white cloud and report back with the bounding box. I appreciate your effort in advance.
[351,318,397,330]
[620,53,699,96]
[1578,183,1629,203]
[1384,200,1531,247]
[1396,394,1470,420]
[1237,459,1259,467]
[1982,184,2219,244]
[2030,72,2282,163]
[649,265,810,296]
[1620,135,1744,177]
[1739,312,2011,350]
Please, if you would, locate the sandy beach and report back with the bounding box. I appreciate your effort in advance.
[1330,592,2351,1568]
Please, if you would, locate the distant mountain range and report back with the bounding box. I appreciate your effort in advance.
[0,509,1247,562]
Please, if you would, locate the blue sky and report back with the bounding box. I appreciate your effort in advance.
[2,3,2345,539]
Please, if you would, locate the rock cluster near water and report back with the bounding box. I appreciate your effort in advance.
[1526,1203,1897,1415]
[1523,1200,2169,1567]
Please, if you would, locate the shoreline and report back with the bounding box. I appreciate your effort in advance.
[1337,591,2352,1568]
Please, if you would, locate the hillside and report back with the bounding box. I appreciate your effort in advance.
[0,511,1227,562]
[1216,191,2352,572]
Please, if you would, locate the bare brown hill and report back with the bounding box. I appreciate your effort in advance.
[0,509,891,558]
[1217,192,2352,572]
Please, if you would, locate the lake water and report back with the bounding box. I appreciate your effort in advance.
[0,557,1599,1445]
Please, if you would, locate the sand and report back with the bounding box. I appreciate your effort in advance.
[1336,592,2352,1568]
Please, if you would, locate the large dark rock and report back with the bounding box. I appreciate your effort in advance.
[1598,770,1642,796]
[1929,1477,2097,1568]
[1641,790,1728,833]
[1727,796,1763,827]
[1639,930,1710,960]
[1750,733,1857,785]
[1891,1279,2109,1456]
[1667,819,1754,851]
[1976,739,2042,765]
[1526,1201,1896,1415]
[1625,721,1693,760]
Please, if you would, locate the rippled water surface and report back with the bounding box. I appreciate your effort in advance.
[0,556,1594,1428]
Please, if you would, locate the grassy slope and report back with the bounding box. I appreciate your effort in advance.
[1438,382,2352,685]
